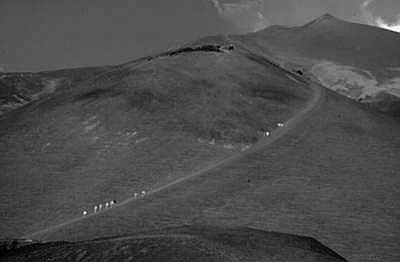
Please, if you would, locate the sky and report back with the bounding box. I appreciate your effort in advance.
[0,0,399,72]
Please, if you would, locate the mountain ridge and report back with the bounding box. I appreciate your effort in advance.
[241,14,400,118]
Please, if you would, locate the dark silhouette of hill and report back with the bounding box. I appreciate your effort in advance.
[363,91,400,117]
[235,14,400,117]
[245,14,400,79]
[1,226,347,262]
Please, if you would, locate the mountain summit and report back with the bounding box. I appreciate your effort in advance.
[305,13,339,26]
[241,14,400,117]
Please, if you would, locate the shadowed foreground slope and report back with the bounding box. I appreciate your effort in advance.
[2,226,347,262]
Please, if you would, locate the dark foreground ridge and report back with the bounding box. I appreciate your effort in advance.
[1,226,347,262]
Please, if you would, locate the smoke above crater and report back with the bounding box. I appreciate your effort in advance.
[361,0,400,32]
[210,0,269,33]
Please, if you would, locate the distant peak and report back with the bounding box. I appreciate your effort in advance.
[303,13,339,28]
[321,13,335,19]
[314,13,337,23]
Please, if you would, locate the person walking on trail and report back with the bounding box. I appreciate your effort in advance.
[94,205,98,213]
[134,192,139,200]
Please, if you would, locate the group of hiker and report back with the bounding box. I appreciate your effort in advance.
[258,122,284,138]
[82,190,148,216]
[81,122,287,217]
[82,200,116,216]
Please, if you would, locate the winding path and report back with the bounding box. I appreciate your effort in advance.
[22,49,325,240]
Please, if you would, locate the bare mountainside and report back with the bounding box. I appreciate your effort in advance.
[0,40,310,239]
[0,67,111,116]
[28,85,400,262]
[1,226,347,262]
[1,15,400,262]
[236,14,400,117]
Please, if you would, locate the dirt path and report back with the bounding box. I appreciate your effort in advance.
[22,53,325,240]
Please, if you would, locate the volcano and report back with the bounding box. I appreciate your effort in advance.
[1,14,400,262]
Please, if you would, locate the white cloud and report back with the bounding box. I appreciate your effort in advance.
[210,0,224,16]
[361,0,372,8]
[209,0,269,33]
[311,61,400,100]
[361,0,400,32]
[253,12,269,32]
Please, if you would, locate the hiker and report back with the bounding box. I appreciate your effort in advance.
[134,192,139,200]
[241,145,250,151]
[259,128,270,137]
[83,210,88,216]
[94,205,98,213]
[99,203,103,210]
[105,202,109,208]
[141,190,146,197]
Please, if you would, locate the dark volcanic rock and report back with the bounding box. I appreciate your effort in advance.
[2,226,347,262]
